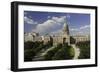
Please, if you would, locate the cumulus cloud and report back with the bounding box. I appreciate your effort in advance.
[24,16,38,25]
[33,16,67,35]
[80,25,90,30]
[50,29,62,36]
[52,16,66,24]
[70,28,78,31]
[47,16,51,19]
[35,19,57,33]
[70,25,90,31]
[70,25,90,35]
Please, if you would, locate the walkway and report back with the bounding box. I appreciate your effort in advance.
[71,44,80,59]
[32,46,55,61]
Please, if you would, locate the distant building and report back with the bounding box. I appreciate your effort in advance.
[24,21,90,45]
[24,33,33,42]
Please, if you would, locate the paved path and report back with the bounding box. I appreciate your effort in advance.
[41,46,55,56]
[71,44,80,59]
[32,46,55,61]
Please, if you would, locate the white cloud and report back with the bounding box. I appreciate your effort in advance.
[70,25,90,31]
[30,15,90,36]
[70,28,78,31]
[33,16,67,35]
[52,16,66,24]
[66,14,70,19]
[47,16,51,19]
[35,19,57,33]
[80,25,90,30]
[70,25,90,35]
[50,29,62,36]
[24,16,37,25]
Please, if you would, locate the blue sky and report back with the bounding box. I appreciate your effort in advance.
[24,11,90,36]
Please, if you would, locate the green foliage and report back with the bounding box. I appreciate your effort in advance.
[24,41,53,61]
[76,41,90,59]
[44,50,55,60]
[52,49,67,60]
[24,41,44,61]
[24,41,75,61]
[69,47,75,58]
[70,36,76,44]
[44,43,74,60]
[44,44,62,60]
[24,41,34,50]
[56,43,62,49]
[52,44,74,60]
[24,49,35,61]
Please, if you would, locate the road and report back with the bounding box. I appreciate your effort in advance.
[71,44,80,59]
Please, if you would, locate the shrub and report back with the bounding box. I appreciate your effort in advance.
[52,45,74,60]
[44,47,59,60]
[24,49,36,61]
[76,41,90,59]
[24,41,34,50]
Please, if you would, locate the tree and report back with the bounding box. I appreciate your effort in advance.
[24,49,36,61]
[76,41,90,59]
[24,41,34,50]
[52,44,74,60]
[44,47,59,60]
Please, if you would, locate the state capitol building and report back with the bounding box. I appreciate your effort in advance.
[24,21,90,45]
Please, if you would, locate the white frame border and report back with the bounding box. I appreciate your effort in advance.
[18,5,96,69]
